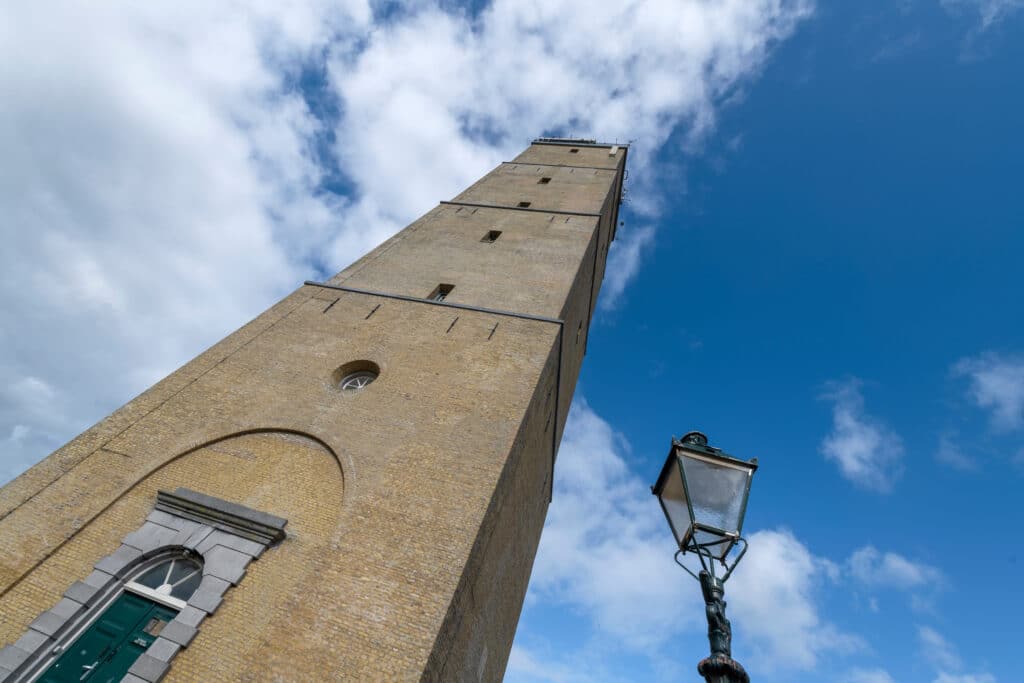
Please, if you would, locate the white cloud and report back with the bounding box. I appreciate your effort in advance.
[941,0,1024,30]
[840,669,897,683]
[0,0,371,483]
[932,673,997,683]
[506,643,636,683]
[845,545,944,615]
[0,0,815,490]
[526,398,858,676]
[935,434,978,471]
[820,379,905,493]
[848,546,944,590]
[601,225,657,311]
[954,352,1024,431]
[919,626,996,683]
[325,0,815,294]
[506,645,597,683]
[919,626,963,672]
[529,398,700,650]
[728,529,862,673]
[0,377,74,482]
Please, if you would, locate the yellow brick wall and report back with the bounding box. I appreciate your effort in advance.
[512,143,625,170]
[454,163,617,216]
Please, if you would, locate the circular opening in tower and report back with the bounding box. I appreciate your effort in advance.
[333,360,380,392]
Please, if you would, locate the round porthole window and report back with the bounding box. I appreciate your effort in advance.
[333,360,380,392]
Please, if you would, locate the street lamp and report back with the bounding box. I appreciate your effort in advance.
[651,431,758,683]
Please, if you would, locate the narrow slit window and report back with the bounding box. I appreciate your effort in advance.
[429,284,454,302]
[538,177,551,184]
[481,230,502,243]
[518,201,531,208]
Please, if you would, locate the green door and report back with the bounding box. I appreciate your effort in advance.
[39,591,177,683]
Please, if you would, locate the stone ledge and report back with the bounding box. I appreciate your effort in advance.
[122,523,181,554]
[28,611,68,638]
[201,546,249,585]
[173,606,206,628]
[0,647,30,674]
[64,580,101,606]
[94,545,143,577]
[155,488,286,545]
[83,569,114,589]
[127,653,170,682]
[12,632,50,656]
[195,529,264,559]
[158,621,197,648]
[145,638,179,663]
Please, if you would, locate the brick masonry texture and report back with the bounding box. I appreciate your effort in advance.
[0,141,627,681]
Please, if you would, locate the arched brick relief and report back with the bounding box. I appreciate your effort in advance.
[0,430,345,681]
[0,429,345,599]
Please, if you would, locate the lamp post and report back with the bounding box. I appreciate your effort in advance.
[651,431,758,683]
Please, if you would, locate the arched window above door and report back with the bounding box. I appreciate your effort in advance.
[127,555,203,608]
[0,488,287,683]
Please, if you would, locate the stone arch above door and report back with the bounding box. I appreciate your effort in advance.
[0,430,345,682]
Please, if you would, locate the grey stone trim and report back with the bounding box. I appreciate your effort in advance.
[145,638,179,663]
[126,654,170,682]
[23,596,86,639]
[155,488,287,545]
[0,646,30,674]
[64,580,101,605]
[94,544,143,577]
[12,632,50,655]
[1,489,286,682]
[216,532,266,558]
[181,525,214,552]
[196,574,231,594]
[158,621,197,648]
[145,510,202,535]
[121,522,181,554]
[195,529,264,559]
[173,606,206,628]
[27,610,71,638]
[51,598,84,620]
[83,569,115,589]
[193,532,260,557]
[187,575,230,614]
[201,545,250,585]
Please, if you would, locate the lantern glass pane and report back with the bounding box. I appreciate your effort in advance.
[658,460,692,547]
[679,452,750,537]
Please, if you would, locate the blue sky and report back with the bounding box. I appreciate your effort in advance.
[513,3,1024,682]
[2,1,1023,682]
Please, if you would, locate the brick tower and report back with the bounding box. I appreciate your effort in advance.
[0,139,628,682]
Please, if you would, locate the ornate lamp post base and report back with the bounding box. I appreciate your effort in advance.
[697,570,749,683]
[698,653,750,683]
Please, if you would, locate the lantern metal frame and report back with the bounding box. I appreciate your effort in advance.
[652,433,757,579]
